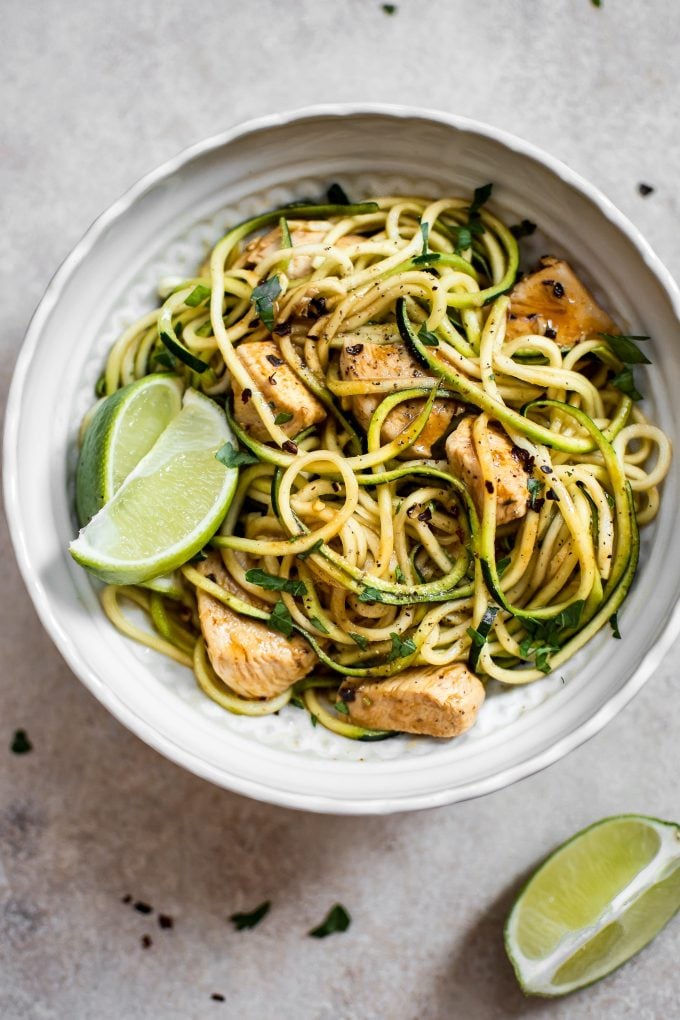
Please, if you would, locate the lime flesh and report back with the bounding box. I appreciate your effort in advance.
[76,374,183,525]
[505,815,680,996]
[70,388,237,584]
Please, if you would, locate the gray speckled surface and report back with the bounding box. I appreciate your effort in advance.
[2,1,679,1017]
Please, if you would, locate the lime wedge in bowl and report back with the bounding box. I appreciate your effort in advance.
[70,388,238,584]
[76,373,183,525]
[505,814,680,996]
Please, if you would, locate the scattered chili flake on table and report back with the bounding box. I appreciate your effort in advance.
[141,935,153,949]
[11,729,32,754]
[638,183,655,197]
[134,901,153,915]
[121,894,132,905]
[211,994,226,1003]
[158,914,174,930]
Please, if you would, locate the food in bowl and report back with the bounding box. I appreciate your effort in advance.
[69,184,671,743]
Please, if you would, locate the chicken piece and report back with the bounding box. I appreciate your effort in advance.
[237,221,361,280]
[446,417,528,525]
[339,338,464,457]
[232,340,326,441]
[196,553,316,699]
[506,256,617,347]
[338,663,485,738]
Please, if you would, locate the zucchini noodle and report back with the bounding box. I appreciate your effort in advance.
[87,188,670,740]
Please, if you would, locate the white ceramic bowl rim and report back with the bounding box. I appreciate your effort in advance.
[5,103,680,814]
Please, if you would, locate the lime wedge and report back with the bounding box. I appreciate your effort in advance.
[76,374,183,525]
[505,815,680,996]
[70,389,238,584]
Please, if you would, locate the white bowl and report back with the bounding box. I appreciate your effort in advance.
[5,105,680,814]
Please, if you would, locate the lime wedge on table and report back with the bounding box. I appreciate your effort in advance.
[70,388,237,585]
[76,374,183,525]
[505,815,680,997]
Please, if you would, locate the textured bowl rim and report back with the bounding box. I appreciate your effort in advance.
[5,102,680,814]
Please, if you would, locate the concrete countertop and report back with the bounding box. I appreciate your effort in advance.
[2,1,678,1017]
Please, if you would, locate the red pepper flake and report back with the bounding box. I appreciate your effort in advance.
[121,894,132,905]
[134,901,153,915]
[417,506,433,522]
[282,440,298,455]
[309,296,328,317]
[544,324,557,339]
[141,935,152,949]
[241,388,252,404]
[485,480,495,494]
[638,183,654,197]
[339,686,356,702]
[345,344,364,356]
[158,914,174,930]
[266,354,284,368]
[211,994,226,1002]
[272,322,291,336]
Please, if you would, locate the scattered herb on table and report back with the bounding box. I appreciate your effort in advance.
[638,182,654,197]
[381,3,397,13]
[11,729,32,754]
[229,901,271,931]
[308,903,351,938]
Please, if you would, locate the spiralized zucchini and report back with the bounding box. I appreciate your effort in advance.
[92,189,670,738]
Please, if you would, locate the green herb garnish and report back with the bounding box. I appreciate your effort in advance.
[349,632,369,650]
[267,600,294,638]
[251,275,282,331]
[334,700,350,716]
[11,729,32,754]
[279,216,292,249]
[394,565,405,584]
[215,442,259,468]
[388,632,417,661]
[308,903,351,938]
[185,283,211,307]
[527,477,545,510]
[245,568,306,597]
[309,616,329,634]
[229,901,271,931]
[510,219,537,239]
[519,601,585,673]
[598,333,651,365]
[357,586,385,604]
[297,539,323,561]
[611,367,643,402]
[496,555,511,577]
[381,3,397,13]
[418,324,439,347]
[420,221,429,257]
[327,182,350,205]
[274,411,294,426]
[610,613,621,639]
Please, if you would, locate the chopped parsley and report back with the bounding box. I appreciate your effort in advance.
[349,632,369,650]
[334,700,350,716]
[251,276,281,331]
[185,283,211,307]
[388,632,417,661]
[496,555,511,577]
[308,903,351,938]
[267,600,294,638]
[309,616,329,634]
[229,901,271,931]
[610,613,621,639]
[245,568,306,597]
[357,586,385,604]
[215,442,259,468]
[394,564,405,584]
[598,333,651,365]
[11,729,32,754]
[519,601,585,673]
[381,3,397,13]
[274,411,294,425]
[420,221,429,257]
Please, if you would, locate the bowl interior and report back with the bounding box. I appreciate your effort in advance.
[7,109,680,812]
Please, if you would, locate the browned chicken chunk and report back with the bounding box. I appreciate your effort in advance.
[339,663,485,738]
[196,553,316,699]
[446,417,528,525]
[237,221,361,280]
[506,256,617,347]
[339,337,463,457]
[232,340,326,441]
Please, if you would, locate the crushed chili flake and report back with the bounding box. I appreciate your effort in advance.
[121,894,132,905]
[158,914,174,929]
[417,507,433,522]
[485,481,495,494]
[345,344,364,356]
[553,281,565,298]
[544,325,557,339]
[511,446,535,474]
[339,686,356,702]
[309,296,327,317]
[282,440,298,455]
[266,354,284,368]
[638,183,654,197]
[134,901,153,915]
[211,994,226,1002]
[241,388,252,404]
[141,935,153,949]
[272,322,292,336]
[546,488,559,501]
